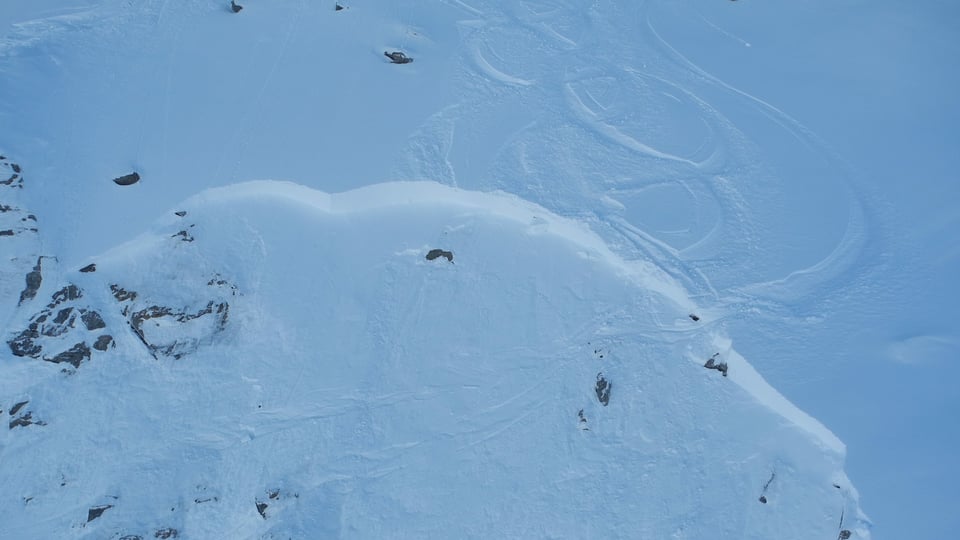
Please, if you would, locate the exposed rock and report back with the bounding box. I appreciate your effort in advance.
[10,400,29,416]
[81,310,106,330]
[256,500,268,519]
[8,325,41,357]
[39,307,77,337]
[79,263,96,273]
[385,51,414,64]
[111,284,137,302]
[595,372,611,406]
[425,248,453,262]
[53,307,74,325]
[130,301,230,359]
[758,472,775,504]
[154,529,178,539]
[839,531,851,540]
[48,284,82,308]
[0,204,13,212]
[335,3,344,10]
[0,229,13,236]
[10,163,20,173]
[231,1,243,13]
[172,230,194,242]
[93,335,114,351]
[10,412,36,429]
[86,504,113,522]
[704,353,728,377]
[119,536,143,540]
[46,342,91,368]
[577,408,589,430]
[174,211,187,217]
[689,313,700,322]
[113,172,140,186]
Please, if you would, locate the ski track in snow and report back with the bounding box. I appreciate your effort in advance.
[0,0,878,537]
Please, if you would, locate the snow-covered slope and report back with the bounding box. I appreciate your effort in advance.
[1,180,866,539]
[0,0,903,537]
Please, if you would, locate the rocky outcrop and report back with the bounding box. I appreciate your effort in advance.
[0,155,24,188]
[8,400,44,430]
[86,504,113,522]
[704,353,728,377]
[114,273,235,359]
[112,172,140,186]
[7,284,109,368]
[425,248,453,262]
[595,372,611,406]
[8,269,237,365]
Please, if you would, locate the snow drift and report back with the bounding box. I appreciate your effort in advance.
[1,180,867,539]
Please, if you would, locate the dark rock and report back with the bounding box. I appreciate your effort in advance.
[46,342,91,368]
[758,495,767,504]
[48,284,82,308]
[384,51,414,64]
[425,248,453,262]
[689,314,700,322]
[174,211,187,217]
[53,307,74,325]
[0,229,13,236]
[110,284,137,302]
[113,172,140,186]
[0,204,12,212]
[11,163,20,173]
[335,3,344,10]
[839,531,851,540]
[93,335,114,351]
[41,308,77,337]
[704,353,728,377]
[79,263,97,273]
[81,310,106,330]
[231,1,243,13]
[10,400,29,416]
[120,536,143,540]
[130,301,229,358]
[595,372,611,406]
[154,529,178,539]
[87,504,113,522]
[10,412,35,429]
[17,258,42,306]
[172,230,194,242]
[268,489,280,500]
[1,174,19,186]
[256,501,268,519]
[8,326,41,357]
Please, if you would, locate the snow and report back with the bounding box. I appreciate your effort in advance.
[2,180,864,538]
[2,0,953,537]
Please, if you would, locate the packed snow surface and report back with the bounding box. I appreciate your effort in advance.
[1,180,865,539]
[5,0,944,537]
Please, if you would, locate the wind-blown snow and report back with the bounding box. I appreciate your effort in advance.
[8,0,949,537]
[2,180,864,539]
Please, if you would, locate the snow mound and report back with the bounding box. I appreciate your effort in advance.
[1,180,867,539]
